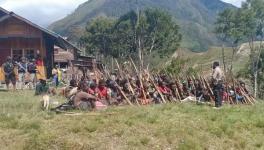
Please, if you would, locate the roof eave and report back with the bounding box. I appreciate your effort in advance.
[0,7,82,52]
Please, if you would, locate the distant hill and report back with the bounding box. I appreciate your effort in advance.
[49,0,235,51]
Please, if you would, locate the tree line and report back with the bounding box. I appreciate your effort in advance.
[215,0,264,98]
[79,1,264,98]
[80,9,182,68]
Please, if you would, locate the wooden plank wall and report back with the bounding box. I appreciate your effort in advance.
[0,17,42,37]
[0,17,46,65]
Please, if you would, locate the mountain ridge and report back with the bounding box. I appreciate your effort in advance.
[49,0,235,51]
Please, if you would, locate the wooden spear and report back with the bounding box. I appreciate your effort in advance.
[234,79,255,105]
[115,59,140,106]
[129,57,148,104]
[102,63,134,106]
[201,76,214,103]
[115,59,124,79]
[149,76,167,104]
[115,83,134,106]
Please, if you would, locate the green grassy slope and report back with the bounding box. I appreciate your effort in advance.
[166,46,249,74]
[0,91,263,150]
[49,0,235,51]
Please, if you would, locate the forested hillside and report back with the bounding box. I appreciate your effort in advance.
[49,0,235,51]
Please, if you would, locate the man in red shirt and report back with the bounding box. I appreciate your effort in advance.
[97,80,111,105]
[157,81,175,102]
[158,81,171,95]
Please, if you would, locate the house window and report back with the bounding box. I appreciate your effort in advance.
[12,49,23,62]
[12,49,36,61]
[24,49,35,60]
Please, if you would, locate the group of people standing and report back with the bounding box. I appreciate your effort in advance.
[1,56,37,90]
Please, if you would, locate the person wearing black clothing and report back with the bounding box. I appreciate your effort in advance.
[35,79,49,96]
[17,57,28,89]
[27,59,37,89]
[2,56,16,91]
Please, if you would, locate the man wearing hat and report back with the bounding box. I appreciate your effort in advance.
[2,56,16,91]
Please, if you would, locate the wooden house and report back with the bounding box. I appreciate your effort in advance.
[54,46,103,80]
[0,7,80,78]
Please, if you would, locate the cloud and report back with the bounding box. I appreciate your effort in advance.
[221,0,245,7]
[0,0,245,27]
[0,0,87,27]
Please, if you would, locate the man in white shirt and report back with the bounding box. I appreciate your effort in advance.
[212,61,224,108]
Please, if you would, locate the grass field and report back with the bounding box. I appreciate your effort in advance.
[0,91,264,150]
[171,46,249,73]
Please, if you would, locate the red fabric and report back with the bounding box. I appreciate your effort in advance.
[158,86,170,94]
[223,91,228,101]
[95,101,107,110]
[97,87,108,99]
[235,88,242,94]
[36,59,44,66]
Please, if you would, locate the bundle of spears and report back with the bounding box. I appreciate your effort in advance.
[92,58,256,107]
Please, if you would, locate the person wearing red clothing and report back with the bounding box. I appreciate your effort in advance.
[157,81,175,102]
[235,87,245,103]
[97,80,111,105]
[36,55,44,66]
[235,87,242,95]
[35,54,46,80]
[97,80,109,100]
[222,91,229,102]
[158,81,171,95]
[87,82,97,96]
[86,81,109,110]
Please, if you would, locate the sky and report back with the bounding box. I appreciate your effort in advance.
[0,0,87,27]
[221,0,245,7]
[0,0,245,27]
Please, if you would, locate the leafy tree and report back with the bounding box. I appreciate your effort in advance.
[216,0,264,97]
[115,9,182,67]
[80,9,182,68]
[241,0,264,97]
[215,8,244,72]
[143,9,182,56]
[164,58,198,77]
[165,59,187,76]
[80,17,115,57]
[112,11,138,58]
